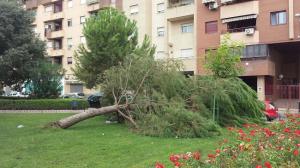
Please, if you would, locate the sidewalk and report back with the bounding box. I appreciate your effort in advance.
[0,110,86,113]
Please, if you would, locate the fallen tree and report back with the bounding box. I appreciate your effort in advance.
[52,105,126,129]
[50,36,264,138]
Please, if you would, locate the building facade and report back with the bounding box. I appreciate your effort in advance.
[24,0,122,94]
[198,0,300,108]
[123,0,197,74]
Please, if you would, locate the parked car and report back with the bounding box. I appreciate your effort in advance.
[60,93,85,99]
[264,100,279,121]
[9,91,28,97]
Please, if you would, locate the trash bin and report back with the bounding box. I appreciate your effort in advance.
[70,100,79,110]
[87,95,101,108]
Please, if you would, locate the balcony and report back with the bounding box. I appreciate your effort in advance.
[43,12,64,21]
[87,0,119,12]
[87,0,99,5]
[47,48,64,57]
[166,0,195,21]
[45,30,64,39]
[220,1,258,19]
[221,27,259,45]
[87,3,100,12]
[39,0,61,5]
[241,59,275,77]
[25,0,38,9]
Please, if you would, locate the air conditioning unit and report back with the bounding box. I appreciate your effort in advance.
[221,0,236,5]
[208,2,218,10]
[202,0,216,4]
[245,28,255,36]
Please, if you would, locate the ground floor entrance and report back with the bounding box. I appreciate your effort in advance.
[241,41,300,109]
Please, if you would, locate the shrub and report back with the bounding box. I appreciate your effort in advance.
[0,99,88,110]
[156,114,300,168]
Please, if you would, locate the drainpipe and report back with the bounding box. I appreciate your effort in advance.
[289,0,294,39]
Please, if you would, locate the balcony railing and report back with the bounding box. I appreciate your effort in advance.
[277,85,300,100]
[222,26,256,34]
[168,0,194,8]
[87,0,99,5]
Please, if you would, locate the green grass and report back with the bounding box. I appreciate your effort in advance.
[0,114,228,168]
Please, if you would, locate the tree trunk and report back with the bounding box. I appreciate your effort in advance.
[53,105,125,129]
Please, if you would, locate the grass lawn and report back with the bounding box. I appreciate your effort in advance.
[0,113,228,168]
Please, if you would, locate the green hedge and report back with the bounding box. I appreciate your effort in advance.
[0,99,89,110]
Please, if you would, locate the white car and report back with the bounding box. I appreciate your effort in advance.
[60,93,85,99]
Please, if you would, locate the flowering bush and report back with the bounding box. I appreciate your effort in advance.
[156,114,300,168]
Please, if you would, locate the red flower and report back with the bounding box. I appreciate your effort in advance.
[169,155,180,163]
[174,161,182,167]
[284,128,291,133]
[297,144,300,147]
[294,150,299,156]
[155,162,165,168]
[256,165,262,168]
[250,130,256,136]
[193,152,201,160]
[208,154,216,158]
[264,161,272,168]
[264,128,275,137]
[216,149,221,154]
[295,130,300,136]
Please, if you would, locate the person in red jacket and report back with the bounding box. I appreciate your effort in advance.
[264,100,279,121]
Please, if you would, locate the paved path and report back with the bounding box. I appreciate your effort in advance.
[0,110,86,113]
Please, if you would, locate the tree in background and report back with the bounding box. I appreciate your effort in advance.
[73,8,139,89]
[27,62,64,98]
[0,1,46,90]
[205,35,244,78]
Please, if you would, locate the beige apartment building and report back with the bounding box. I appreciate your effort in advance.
[24,0,198,94]
[24,0,122,94]
[123,0,197,74]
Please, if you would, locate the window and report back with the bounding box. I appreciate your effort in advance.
[181,23,193,33]
[67,19,72,27]
[180,48,193,58]
[68,0,73,8]
[157,3,165,13]
[70,84,83,93]
[130,4,138,15]
[67,57,73,64]
[67,38,73,49]
[31,9,37,17]
[242,44,269,58]
[205,21,218,34]
[80,16,86,24]
[47,41,53,48]
[80,36,86,44]
[271,11,287,25]
[157,27,165,37]
[45,5,52,12]
[227,18,256,33]
[32,26,37,34]
[80,0,86,4]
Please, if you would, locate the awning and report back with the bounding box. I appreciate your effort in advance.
[222,14,258,23]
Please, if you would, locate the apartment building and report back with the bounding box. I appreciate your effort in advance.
[198,0,300,108]
[123,0,197,74]
[24,0,122,94]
